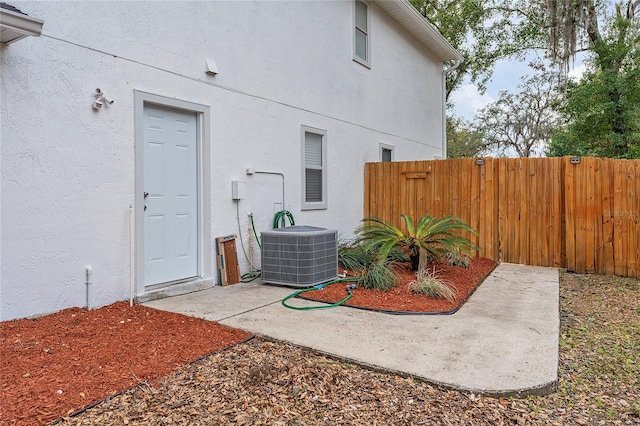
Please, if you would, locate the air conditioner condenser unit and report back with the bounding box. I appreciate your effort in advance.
[261,225,338,288]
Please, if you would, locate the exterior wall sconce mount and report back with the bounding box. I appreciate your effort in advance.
[92,88,114,110]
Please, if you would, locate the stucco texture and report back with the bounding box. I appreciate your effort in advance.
[1,1,448,320]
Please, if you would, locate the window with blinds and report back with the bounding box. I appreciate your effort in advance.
[354,0,370,67]
[302,128,327,210]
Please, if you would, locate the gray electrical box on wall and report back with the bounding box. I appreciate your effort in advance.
[231,180,245,200]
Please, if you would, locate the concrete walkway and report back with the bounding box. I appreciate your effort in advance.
[144,263,559,397]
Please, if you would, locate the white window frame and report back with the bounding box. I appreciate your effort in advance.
[301,126,328,210]
[353,0,371,68]
[380,142,394,162]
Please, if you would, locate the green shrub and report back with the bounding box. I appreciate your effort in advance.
[337,241,401,291]
[337,241,373,271]
[338,241,408,271]
[361,261,398,291]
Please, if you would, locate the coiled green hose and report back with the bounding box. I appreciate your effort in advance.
[281,278,360,310]
[273,210,295,228]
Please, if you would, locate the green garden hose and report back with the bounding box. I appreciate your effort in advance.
[281,278,360,310]
[238,214,263,282]
[241,270,261,283]
[249,214,262,250]
[273,210,295,228]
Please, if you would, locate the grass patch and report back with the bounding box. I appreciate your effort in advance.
[524,271,640,423]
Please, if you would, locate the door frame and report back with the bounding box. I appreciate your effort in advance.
[134,90,212,297]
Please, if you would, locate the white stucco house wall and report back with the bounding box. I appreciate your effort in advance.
[0,1,461,320]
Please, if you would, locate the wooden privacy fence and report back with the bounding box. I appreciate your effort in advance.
[363,157,640,278]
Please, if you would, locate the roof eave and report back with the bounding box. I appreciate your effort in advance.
[372,0,463,62]
[0,7,44,44]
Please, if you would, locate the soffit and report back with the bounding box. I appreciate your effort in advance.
[0,3,44,44]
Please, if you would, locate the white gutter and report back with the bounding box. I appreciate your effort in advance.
[442,59,463,158]
[0,7,44,44]
[445,59,462,74]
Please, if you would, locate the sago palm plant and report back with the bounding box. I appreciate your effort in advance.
[355,214,479,271]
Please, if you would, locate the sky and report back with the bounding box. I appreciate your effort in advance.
[449,54,589,122]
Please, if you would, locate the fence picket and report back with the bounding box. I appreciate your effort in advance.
[593,158,605,274]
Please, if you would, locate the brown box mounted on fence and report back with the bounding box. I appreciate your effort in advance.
[217,235,241,285]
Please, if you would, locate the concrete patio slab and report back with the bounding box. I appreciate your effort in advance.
[144,263,559,396]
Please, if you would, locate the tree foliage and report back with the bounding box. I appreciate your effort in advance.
[475,73,561,157]
[410,0,640,158]
[548,5,640,158]
[543,0,639,67]
[446,117,485,158]
[410,0,546,99]
[544,0,605,69]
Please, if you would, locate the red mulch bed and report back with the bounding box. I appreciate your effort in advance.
[0,259,497,425]
[0,302,252,426]
[300,257,497,314]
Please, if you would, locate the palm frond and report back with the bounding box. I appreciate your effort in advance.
[402,214,417,236]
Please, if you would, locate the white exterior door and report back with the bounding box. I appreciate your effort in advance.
[143,104,198,286]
